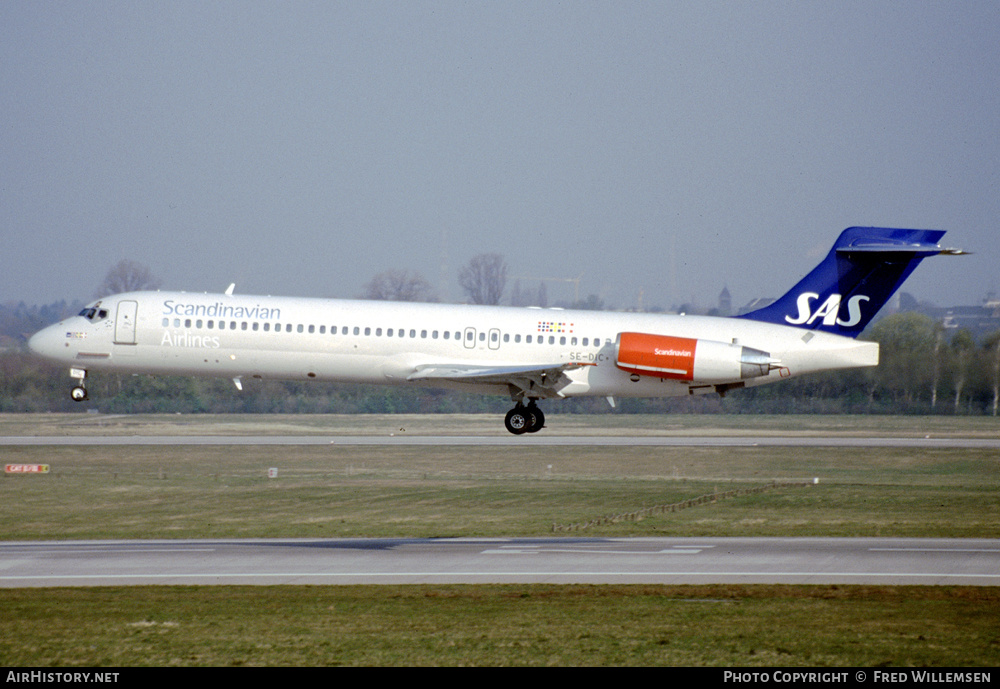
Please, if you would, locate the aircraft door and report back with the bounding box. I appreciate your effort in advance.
[114,300,138,345]
[463,327,476,349]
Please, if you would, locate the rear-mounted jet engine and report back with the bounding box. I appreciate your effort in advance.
[614,332,779,387]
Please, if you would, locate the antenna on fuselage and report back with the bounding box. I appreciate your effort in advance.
[225,283,235,296]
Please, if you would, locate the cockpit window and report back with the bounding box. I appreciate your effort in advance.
[78,306,109,323]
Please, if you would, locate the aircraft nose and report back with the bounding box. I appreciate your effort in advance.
[28,326,64,360]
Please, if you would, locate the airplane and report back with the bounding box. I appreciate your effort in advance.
[28,227,962,434]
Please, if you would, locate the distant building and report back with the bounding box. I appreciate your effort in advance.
[718,287,732,317]
[875,292,1000,341]
[923,293,1000,340]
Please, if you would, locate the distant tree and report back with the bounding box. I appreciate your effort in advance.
[949,329,976,413]
[458,253,507,305]
[572,294,605,311]
[984,331,1000,417]
[866,312,939,407]
[1,301,81,341]
[362,269,436,302]
[509,280,528,307]
[95,260,161,298]
[535,281,547,308]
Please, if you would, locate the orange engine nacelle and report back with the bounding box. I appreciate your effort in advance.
[615,332,776,384]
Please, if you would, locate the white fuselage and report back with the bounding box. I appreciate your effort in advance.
[28,290,878,400]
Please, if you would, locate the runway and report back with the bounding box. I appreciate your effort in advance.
[2,537,998,587]
[3,434,1000,448]
[4,430,997,588]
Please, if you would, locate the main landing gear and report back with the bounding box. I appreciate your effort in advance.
[504,401,545,435]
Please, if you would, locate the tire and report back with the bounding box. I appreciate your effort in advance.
[525,406,544,433]
[504,408,529,435]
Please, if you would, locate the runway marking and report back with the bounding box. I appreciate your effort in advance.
[870,548,1000,553]
[481,549,704,555]
[482,544,714,555]
[1,548,216,554]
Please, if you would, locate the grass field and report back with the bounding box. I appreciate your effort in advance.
[2,585,998,666]
[1,413,998,666]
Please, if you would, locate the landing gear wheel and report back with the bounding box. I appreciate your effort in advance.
[525,405,544,433]
[71,386,88,402]
[504,407,531,435]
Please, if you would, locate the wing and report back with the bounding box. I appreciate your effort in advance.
[406,361,593,399]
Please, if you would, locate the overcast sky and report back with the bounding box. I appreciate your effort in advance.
[3,1,997,311]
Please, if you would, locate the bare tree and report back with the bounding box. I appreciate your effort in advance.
[950,329,976,413]
[362,269,436,302]
[988,332,1000,417]
[95,260,161,298]
[509,279,528,307]
[458,253,507,305]
[535,281,547,308]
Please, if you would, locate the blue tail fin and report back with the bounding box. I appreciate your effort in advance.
[739,227,948,337]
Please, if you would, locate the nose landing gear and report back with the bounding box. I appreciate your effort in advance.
[504,401,545,435]
[69,368,88,402]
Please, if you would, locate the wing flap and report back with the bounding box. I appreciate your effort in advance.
[407,361,593,398]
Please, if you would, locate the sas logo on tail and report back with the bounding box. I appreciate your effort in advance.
[785,293,870,327]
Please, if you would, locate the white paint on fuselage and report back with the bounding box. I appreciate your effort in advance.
[29,291,878,400]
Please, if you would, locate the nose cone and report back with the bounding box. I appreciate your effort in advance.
[28,325,64,361]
